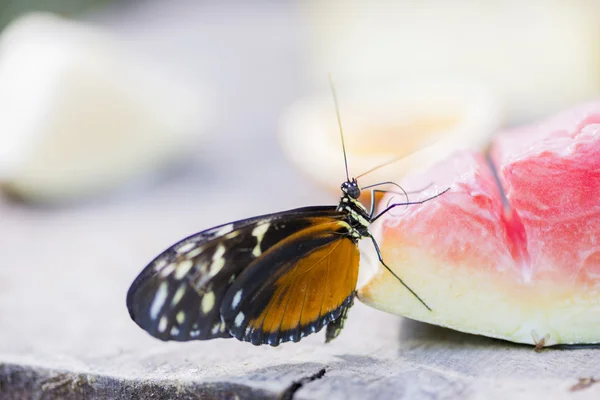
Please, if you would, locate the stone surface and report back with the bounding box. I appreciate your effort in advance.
[0,1,599,399]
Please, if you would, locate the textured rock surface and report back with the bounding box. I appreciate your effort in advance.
[0,1,599,399]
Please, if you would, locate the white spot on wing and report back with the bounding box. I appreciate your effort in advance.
[159,263,176,278]
[177,242,196,254]
[158,316,168,333]
[186,247,203,259]
[174,260,194,280]
[176,311,185,324]
[231,290,243,309]
[208,245,227,277]
[252,223,270,238]
[170,326,180,336]
[213,244,226,261]
[252,223,270,257]
[211,322,222,334]
[150,282,168,320]
[153,259,167,272]
[171,285,186,306]
[209,258,225,278]
[235,312,245,327]
[214,224,234,236]
[201,291,216,314]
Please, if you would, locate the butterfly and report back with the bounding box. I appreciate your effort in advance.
[126,81,449,347]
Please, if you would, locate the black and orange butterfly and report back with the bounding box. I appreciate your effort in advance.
[126,82,448,346]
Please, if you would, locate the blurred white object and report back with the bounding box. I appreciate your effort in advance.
[279,79,502,191]
[0,13,210,202]
[304,0,600,122]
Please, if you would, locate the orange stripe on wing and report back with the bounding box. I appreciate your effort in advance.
[248,224,359,339]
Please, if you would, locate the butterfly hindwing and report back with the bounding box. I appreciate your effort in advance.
[126,206,348,343]
[220,220,360,346]
[325,292,355,343]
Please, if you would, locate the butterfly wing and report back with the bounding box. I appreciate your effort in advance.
[221,220,360,346]
[126,206,350,342]
[325,293,355,343]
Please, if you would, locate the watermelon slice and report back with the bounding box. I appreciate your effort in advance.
[358,101,600,346]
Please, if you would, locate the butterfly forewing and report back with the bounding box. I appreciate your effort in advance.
[220,221,360,346]
[126,206,354,344]
[127,224,249,341]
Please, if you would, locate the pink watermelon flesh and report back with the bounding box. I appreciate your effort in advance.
[490,104,600,287]
[358,101,600,345]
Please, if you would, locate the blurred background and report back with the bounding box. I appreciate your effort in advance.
[1,0,600,204]
[0,0,599,364]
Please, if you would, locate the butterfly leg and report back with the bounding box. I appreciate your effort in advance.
[367,234,432,311]
[325,292,355,343]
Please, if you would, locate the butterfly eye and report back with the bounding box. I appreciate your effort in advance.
[348,185,360,199]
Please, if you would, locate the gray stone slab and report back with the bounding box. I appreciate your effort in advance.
[1,1,599,399]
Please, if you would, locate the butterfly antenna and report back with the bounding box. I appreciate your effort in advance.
[329,74,350,182]
[355,155,406,180]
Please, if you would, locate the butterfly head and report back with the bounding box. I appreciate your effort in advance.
[341,179,361,199]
